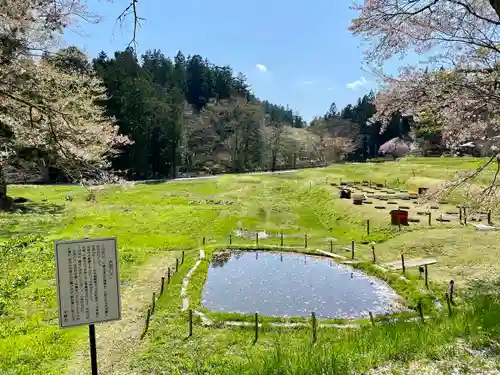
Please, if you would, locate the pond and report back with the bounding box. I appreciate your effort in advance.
[201,251,403,319]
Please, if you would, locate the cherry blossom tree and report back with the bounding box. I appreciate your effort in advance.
[0,1,130,208]
[350,0,500,148]
[350,0,500,210]
[378,137,411,159]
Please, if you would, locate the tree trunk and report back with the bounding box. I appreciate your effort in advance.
[171,143,178,179]
[37,158,51,183]
[271,151,277,172]
[490,0,500,18]
[0,164,10,210]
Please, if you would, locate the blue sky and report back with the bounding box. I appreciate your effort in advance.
[64,0,406,122]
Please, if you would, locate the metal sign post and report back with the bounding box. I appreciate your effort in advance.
[54,237,122,375]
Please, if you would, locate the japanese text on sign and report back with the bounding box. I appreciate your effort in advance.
[54,237,121,328]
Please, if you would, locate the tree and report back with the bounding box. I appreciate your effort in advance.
[262,122,286,171]
[0,58,129,208]
[379,137,411,160]
[201,96,264,172]
[350,0,500,149]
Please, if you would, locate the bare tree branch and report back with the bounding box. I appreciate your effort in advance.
[116,0,145,51]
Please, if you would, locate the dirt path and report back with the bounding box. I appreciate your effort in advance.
[65,252,178,375]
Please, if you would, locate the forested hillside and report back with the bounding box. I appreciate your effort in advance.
[312,94,412,161]
[91,48,310,179]
[6,46,359,186]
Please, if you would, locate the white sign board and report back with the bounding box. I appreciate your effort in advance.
[54,237,121,328]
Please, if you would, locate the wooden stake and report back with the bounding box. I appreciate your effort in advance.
[464,207,467,225]
[167,267,171,284]
[449,280,455,304]
[351,240,355,260]
[372,245,376,263]
[254,313,259,343]
[445,292,452,317]
[401,253,405,274]
[330,239,333,252]
[141,308,151,339]
[256,232,259,246]
[151,292,156,314]
[229,233,232,245]
[311,312,317,343]
[428,212,432,226]
[176,258,179,272]
[417,300,424,323]
[280,229,284,247]
[367,219,370,235]
[202,237,206,245]
[188,309,193,337]
[304,233,308,248]
[424,265,429,289]
[181,250,185,264]
[369,311,375,326]
[160,277,165,296]
[488,210,492,225]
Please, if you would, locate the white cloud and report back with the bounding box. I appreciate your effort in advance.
[327,87,334,91]
[346,76,369,90]
[302,80,313,85]
[256,64,268,73]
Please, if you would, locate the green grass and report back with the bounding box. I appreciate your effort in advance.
[2,156,500,374]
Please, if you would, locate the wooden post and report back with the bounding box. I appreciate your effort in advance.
[445,292,452,317]
[428,212,432,226]
[254,313,259,343]
[417,300,424,323]
[367,219,370,235]
[369,311,375,326]
[401,253,405,274]
[304,233,308,248]
[256,232,259,246]
[229,233,232,245]
[488,210,492,225]
[372,245,376,263]
[311,312,317,343]
[188,309,193,337]
[459,207,462,223]
[181,250,185,264]
[424,265,429,289]
[351,240,355,260]
[330,239,333,252]
[176,258,179,272]
[202,236,206,245]
[464,207,467,225]
[141,308,151,339]
[449,280,455,304]
[151,292,156,314]
[89,325,98,375]
[160,277,165,296]
[167,267,171,284]
[280,229,284,247]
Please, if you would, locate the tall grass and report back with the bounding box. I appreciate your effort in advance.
[225,293,500,375]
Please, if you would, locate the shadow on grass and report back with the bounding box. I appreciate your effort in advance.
[6,200,66,215]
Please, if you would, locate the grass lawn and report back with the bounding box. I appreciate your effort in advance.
[2,156,500,375]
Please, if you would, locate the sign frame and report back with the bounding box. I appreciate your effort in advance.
[54,237,122,328]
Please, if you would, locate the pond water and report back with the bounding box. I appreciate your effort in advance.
[201,251,402,319]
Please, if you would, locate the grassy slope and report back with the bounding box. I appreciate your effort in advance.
[2,156,500,374]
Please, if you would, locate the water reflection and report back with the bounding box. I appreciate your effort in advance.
[202,251,401,319]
